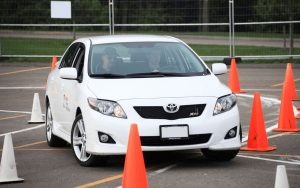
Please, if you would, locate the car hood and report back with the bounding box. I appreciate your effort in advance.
[87,75,231,101]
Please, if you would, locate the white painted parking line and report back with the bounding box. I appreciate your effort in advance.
[149,164,178,176]
[0,109,45,137]
[0,87,45,90]
[0,109,32,115]
[237,93,281,103]
[115,164,178,188]
[237,155,300,165]
[265,124,279,133]
[0,109,45,116]
[0,123,44,137]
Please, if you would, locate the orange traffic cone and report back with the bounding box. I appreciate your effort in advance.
[51,56,57,70]
[285,63,300,101]
[273,79,300,132]
[241,92,276,151]
[122,124,148,188]
[228,58,246,93]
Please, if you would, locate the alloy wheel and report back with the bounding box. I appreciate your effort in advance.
[72,119,91,162]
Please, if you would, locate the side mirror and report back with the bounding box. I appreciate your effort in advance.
[59,68,78,80]
[211,63,227,75]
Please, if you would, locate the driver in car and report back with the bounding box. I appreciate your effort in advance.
[96,53,113,73]
[147,47,161,72]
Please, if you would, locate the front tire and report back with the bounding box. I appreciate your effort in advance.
[202,149,239,161]
[46,104,66,147]
[71,114,107,167]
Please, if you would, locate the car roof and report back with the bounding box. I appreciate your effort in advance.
[75,35,183,45]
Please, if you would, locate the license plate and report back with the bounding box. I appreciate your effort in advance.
[160,125,189,139]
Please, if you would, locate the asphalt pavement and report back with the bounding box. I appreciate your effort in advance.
[0,62,299,188]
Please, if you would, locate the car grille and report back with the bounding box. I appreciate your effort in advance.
[140,134,211,146]
[133,104,206,120]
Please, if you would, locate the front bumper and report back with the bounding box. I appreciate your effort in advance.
[83,97,241,155]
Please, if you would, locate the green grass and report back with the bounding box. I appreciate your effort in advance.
[205,59,300,64]
[0,37,72,55]
[0,37,299,63]
[116,31,300,39]
[189,44,300,56]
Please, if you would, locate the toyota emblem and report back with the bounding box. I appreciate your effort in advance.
[164,103,179,113]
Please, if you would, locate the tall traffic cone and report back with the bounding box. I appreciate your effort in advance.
[228,58,246,93]
[28,93,44,124]
[0,133,24,183]
[274,165,289,188]
[241,92,276,151]
[283,64,300,119]
[273,79,300,132]
[51,56,57,70]
[122,124,148,188]
[285,63,300,101]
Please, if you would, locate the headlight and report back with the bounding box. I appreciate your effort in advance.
[87,98,127,119]
[213,94,237,115]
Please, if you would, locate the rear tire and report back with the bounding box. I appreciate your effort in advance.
[202,149,239,161]
[46,103,66,147]
[71,114,108,167]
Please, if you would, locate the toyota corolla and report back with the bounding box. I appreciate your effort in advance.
[45,35,241,166]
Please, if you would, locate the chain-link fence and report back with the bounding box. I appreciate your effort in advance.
[0,0,299,62]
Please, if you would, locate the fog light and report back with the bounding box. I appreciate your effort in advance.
[100,134,109,143]
[228,129,236,137]
[98,132,116,144]
[225,126,237,139]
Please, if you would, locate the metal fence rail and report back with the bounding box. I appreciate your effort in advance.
[0,0,299,61]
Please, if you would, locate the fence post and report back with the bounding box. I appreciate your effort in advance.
[109,0,111,35]
[289,22,294,56]
[73,20,76,40]
[228,0,232,57]
[109,0,114,35]
[228,0,236,59]
[202,0,209,32]
[112,0,115,35]
[232,0,235,57]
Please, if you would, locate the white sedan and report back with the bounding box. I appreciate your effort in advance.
[45,35,241,166]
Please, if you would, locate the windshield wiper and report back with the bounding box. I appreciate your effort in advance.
[91,72,207,79]
[126,72,206,78]
[90,73,126,78]
[126,72,188,78]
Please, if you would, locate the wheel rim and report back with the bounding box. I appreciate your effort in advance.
[46,106,53,141]
[72,119,91,162]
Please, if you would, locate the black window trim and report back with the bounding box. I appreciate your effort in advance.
[72,43,86,82]
[59,42,79,69]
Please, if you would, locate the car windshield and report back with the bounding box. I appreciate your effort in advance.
[89,42,208,78]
